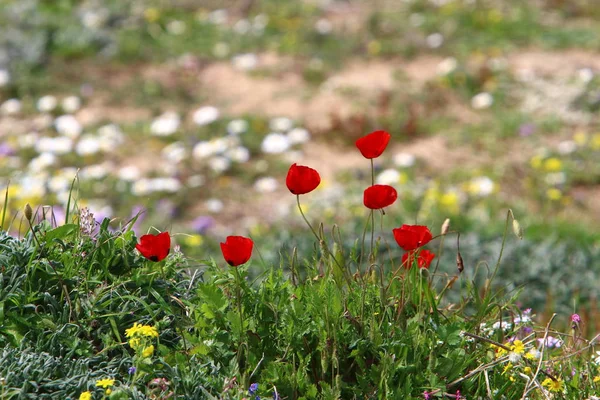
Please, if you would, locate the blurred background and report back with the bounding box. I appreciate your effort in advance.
[1,0,600,326]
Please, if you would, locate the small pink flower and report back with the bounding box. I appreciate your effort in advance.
[571,313,581,323]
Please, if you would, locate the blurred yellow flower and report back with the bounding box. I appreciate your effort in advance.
[129,337,141,350]
[543,158,562,172]
[529,155,543,169]
[367,40,382,56]
[502,362,513,375]
[523,367,532,374]
[79,391,92,400]
[574,131,588,146]
[593,375,600,383]
[546,188,562,201]
[439,192,460,214]
[144,8,160,23]
[142,345,155,358]
[591,133,600,150]
[184,234,203,247]
[96,378,114,389]
[126,323,159,338]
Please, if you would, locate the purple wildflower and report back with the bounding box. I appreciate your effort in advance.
[249,383,259,395]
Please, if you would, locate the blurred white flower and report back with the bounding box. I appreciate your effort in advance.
[232,53,258,71]
[28,153,57,173]
[187,174,205,188]
[131,179,152,196]
[261,133,291,154]
[80,163,111,180]
[376,169,401,185]
[118,165,141,182]
[254,176,278,193]
[206,198,224,213]
[0,69,10,87]
[234,19,251,34]
[409,13,425,27]
[162,142,187,164]
[98,124,124,151]
[227,119,249,135]
[61,96,81,113]
[578,68,594,84]
[269,117,293,132]
[48,175,72,194]
[150,177,181,193]
[1,98,21,115]
[470,176,495,196]
[193,106,220,126]
[393,152,416,168]
[33,114,53,130]
[252,14,268,32]
[208,156,231,173]
[557,140,577,155]
[76,135,102,156]
[54,115,83,138]
[207,9,228,25]
[213,42,230,58]
[471,92,494,110]
[81,9,108,29]
[35,136,73,155]
[426,33,444,49]
[315,18,332,34]
[167,20,186,35]
[193,138,228,160]
[436,57,457,76]
[287,127,311,144]
[18,132,38,149]
[18,174,47,198]
[226,146,250,163]
[150,112,180,136]
[544,172,566,185]
[37,95,58,113]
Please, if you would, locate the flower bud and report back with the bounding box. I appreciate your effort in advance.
[441,218,450,235]
[24,203,33,221]
[512,219,523,240]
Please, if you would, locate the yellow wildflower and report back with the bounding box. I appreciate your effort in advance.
[530,155,543,169]
[543,157,562,172]
[542,377,563,392]
[574,131,588,146]
[523,367,532,374]
[106,389,112,395]
[511,340,525,355]
[79,392,92,400]
[125,323,158,338]
[593,375,600,383]
[502,363,513,375]
[591,133,600,150]
[95,378,114,389]
[129,337,141,350]
[546,188,562,201]
[144,8,160,23]
[525,349,540,360]
[142,345,155,358]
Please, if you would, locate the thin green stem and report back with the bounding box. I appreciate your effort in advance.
[233,266,246,384]
[297,195,320,242]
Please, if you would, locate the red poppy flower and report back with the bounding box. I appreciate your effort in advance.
[135,231,170,262]
[355,130,391,159]
[286,163,321,195]
[363,184,398,209]
[392,224,433,251]
[220,235,254,267]
[402,249,436,269]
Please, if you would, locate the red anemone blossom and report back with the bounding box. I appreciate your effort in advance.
[363,184,398,210]
[135,231,171,262]
[392,224,433,251]
[286,163,321,195]
[220,235,254,267]
[355,130,391,159]
[402,249,436,269]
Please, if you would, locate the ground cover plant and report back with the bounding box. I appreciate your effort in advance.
[2,131,600,399]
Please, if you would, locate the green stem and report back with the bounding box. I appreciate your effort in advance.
[297,195,320,242]
[233,266,246,384]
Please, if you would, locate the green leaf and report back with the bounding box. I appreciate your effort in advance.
[44,224,78,243]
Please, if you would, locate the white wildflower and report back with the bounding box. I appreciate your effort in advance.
[269,117,293,132]
[254,177,278,193]
[208,156,231,173]
[0,69,10,87]
[75,135,102,156]
[261,133,290,154]
[471,92,494,109]
[35,136,73,155]
[426,33,444,49]
[54,115,83,138]
[192,106,220,126]
[61,96,81,113]
[150,112,180,136]
[393,152,416,168]
[1,98,21,115]
[227,119,249,135]
[287,127,311,144]
[376,169,401,185]
[226,146,250,163]
[437,57,457,76]
[118,165,141,182]
[205,198,224,213]
[232,53,258,71]
[37,95,58,113]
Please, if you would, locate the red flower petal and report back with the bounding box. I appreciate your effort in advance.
[355,130,391,159]
[286,163,321,195]
[392,224,433,251]
[220,235,254,267]
[402,249,436,269]
[363,184,398,209]
[135,231,171,262]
